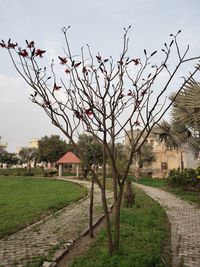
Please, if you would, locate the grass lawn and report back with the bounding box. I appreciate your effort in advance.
[70,187,170,267]
[168,188,200,205]
[0,176,86,238]
[136,177,167,188]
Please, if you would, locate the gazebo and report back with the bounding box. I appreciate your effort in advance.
[57,151,81,177]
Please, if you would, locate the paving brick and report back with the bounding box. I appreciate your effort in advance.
[135,183,200,267]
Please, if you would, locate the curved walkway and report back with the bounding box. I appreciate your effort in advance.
[135,183,200,267]
[0,178,113,267]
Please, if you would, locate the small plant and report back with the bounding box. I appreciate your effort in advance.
[168,168,200,191]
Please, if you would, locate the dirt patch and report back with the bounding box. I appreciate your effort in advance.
[56,217,106,267]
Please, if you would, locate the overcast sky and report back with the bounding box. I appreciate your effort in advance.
[0,0,200,152]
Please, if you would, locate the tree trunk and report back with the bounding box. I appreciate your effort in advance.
[180,151,184,171]
[101,188,114,253]
[113,185,124,252]
[89,174,94,238]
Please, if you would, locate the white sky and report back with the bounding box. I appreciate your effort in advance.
[0,0,200,152]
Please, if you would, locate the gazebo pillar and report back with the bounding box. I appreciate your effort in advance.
[58,164,63,177]
[76,165,79,177]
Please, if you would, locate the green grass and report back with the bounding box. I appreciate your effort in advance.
[70,188,170,267]
[0,176,86,238]
[169,188,200,205]
[136,177,167,188]
[0,167,76,177]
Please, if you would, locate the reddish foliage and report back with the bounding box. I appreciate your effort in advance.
[134,120,140,126]
[118,60,123,65]
[58,56,67,64]
[53,83,62,91]
[74,62,81,68]
[0,41,6,48]
[118,93,124,99]
[127,90,133,96]
[74,110,83,119]
[27,41,35,48]
[18,50,28,57]
[7,41,17,49]
[96,55,102,63]
[132,58,140,65]
[65,68,70,74]
[35,49,46,57]
[140,90,147,96]
[85,108,93,116]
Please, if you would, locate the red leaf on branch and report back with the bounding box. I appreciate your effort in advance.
[53,83,62,91]
[27,41,35,48]
[65,68,70,74]
[85,108,93,116]
[134,120,140,126]
[74,110,83,119]
[58,56,67,64]
[118,93,124,99]
[118,60,123,65]
[140,90,147,96]
[18,49,28,57]
[82,66,88,75]
[43,101,51,107]
[132,58,140,65]
[74,62,81,68]
[35,49,46,57]
[0,41,6,48]
[7,40,17,49]
[127,90,133,96]
[96,55,102,63]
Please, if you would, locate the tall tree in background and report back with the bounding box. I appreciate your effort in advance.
[77,134,103,178]
[1,26,200,253]
[76,133,103,237]
[37,135,69,164]
[18,147,38,168]
[0,151,18,167]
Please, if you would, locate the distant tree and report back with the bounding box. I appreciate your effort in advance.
[37,135,69,164]
[18,147,38,168]
[132,142,155,179]
[77,134,103,178]
[0,151,18,167]
[76,133,103,238]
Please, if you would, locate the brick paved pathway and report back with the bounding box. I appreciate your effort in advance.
[135,183,200,267]
[0,178,113,267]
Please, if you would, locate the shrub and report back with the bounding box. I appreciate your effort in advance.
[168,168,200,191]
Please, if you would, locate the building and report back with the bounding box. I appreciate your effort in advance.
[0,137,7,151]
[125,130,199,178]
[28,138,39,149]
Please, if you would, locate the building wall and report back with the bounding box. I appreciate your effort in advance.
[28,138,39,148]
[125,130,199,178]
[0,137,7,151]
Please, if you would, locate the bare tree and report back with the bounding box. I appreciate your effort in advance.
[1,26,200,253]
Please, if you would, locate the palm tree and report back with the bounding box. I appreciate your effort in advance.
[169,78,200,157]
[18,147,38,169]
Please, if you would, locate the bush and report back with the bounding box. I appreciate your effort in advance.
[168,168,200,191]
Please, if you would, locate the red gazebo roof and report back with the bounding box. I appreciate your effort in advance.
[57,151,81,164]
